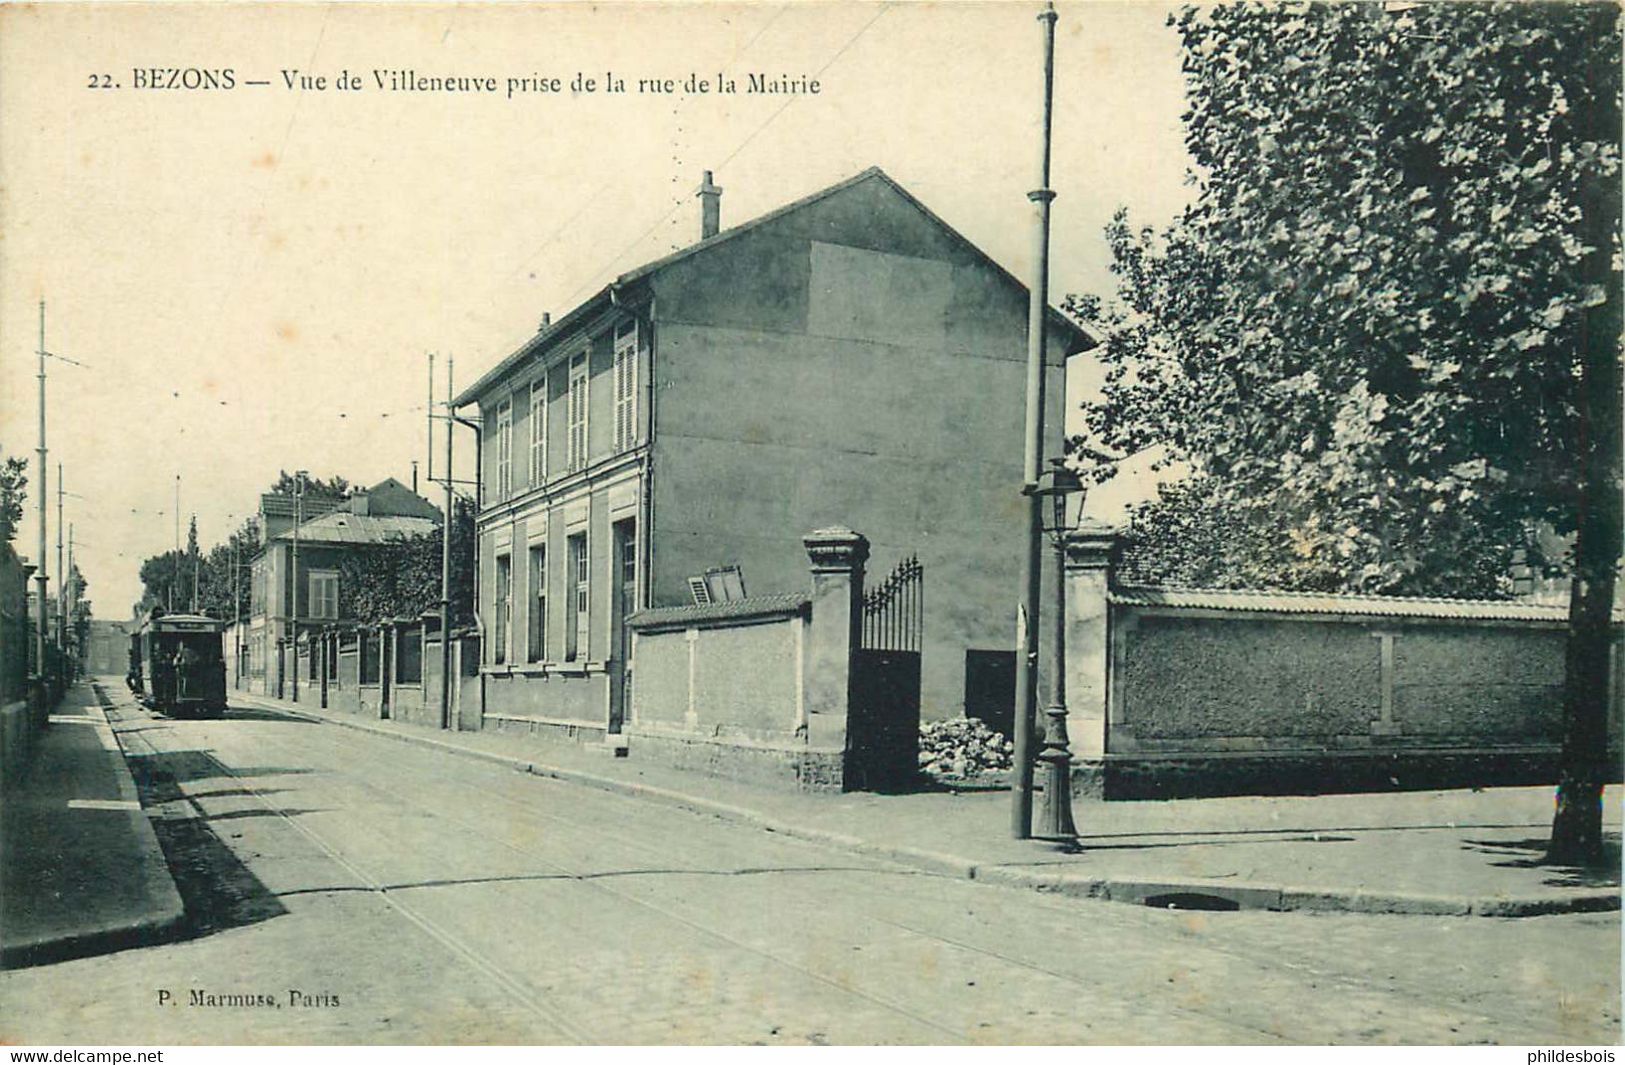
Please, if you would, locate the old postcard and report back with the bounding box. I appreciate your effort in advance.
[0,0,1619,1050]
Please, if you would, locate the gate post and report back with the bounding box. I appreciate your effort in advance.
[1064,523,1119,762]
[801,528,868,752]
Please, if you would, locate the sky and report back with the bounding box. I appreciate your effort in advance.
[0,1,1194,618]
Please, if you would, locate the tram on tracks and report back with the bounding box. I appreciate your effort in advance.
[126,609,228,718]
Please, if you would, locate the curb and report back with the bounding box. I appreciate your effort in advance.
[0,688,187,970]
[236,694,1623,920]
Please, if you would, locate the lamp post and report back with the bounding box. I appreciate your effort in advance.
[1027,459,1083,839]
[291,470,306,703]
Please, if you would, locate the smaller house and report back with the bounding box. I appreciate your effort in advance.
[241,478,440,695]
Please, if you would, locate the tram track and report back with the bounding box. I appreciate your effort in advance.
[120,696,1585,1044]
[104,689,593,1044]
[260,711,1552,1045]
[224,716,971,1043]
[232,714,1292,1043]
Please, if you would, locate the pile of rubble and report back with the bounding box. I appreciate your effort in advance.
[918,717,1013,778]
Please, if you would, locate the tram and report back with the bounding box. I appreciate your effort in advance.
[127,609,228,718]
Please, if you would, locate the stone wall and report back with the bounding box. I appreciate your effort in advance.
[280,622,480,731]
[624,528,918,792]
[1063,529,1625,799]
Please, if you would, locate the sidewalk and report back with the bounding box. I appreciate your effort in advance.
[234,689,1622,918]
[1,681,184,968]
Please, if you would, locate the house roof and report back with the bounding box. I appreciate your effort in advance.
[1110,585,1622,624]
[454,166,1098,407]
[627,592,811,631]
[272,512,438,546]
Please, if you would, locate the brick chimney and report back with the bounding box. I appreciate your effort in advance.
[698,170,722,240]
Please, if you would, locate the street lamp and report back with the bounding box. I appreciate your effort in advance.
[1026,459,1084,840]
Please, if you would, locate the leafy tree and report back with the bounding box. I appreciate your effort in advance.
[270,471,351,500]
[338,498,476,627]
[68,561,91,654]
[137,550,187,614]
[0,454,27,543]
[184,516,200,611]
[139,516,260,620]
[1072,3,1621,861]
[196,517,259,620]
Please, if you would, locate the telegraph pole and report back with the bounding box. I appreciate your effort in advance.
[171,476,180,612]
[427,352,436,486]
[66,524,76,668]
[291,471,304,703]
[439,356,454,730]
[233,537,241,688]
[56,463,64,649]
[35,300,49,683]
[1011,1,1059,839]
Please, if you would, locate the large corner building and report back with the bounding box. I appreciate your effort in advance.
[453,167,1093,741]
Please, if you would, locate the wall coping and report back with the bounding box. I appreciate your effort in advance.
[1111,584,1621,626]
[628,592,810,633]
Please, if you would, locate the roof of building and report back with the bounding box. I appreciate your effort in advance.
[627,592,811,631]
[272,511,439,545]
[1109,585,1622,623]
[454,166,1098,407]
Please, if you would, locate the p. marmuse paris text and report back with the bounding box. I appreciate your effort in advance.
[155,989,341,1008]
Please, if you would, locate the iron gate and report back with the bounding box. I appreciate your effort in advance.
[847,555,923,790]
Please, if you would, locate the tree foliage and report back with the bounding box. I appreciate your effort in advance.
[137,516,258,618]
[270,471,351,500]
[1073,3,1622,862]
[1072,2,1621,600]
[0,455,26,543]
[337,498,476,628]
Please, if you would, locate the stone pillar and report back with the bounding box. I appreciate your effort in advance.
[801,528,868,751]
[1064,522,1119,762]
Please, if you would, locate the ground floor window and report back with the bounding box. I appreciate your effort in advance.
[567,533,588,661]
[528,545,546,663]
[494,554,512,664]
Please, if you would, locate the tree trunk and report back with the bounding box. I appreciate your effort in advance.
[1548,340,1622,863]
[1549,15,1622,865]
[1549,220,1623,862]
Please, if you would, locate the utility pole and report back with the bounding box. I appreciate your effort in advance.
[56,463,64,649]
[192,516,200,614]
[440,356,454,730]
[291,471,304,702]
[427,352,436,487]
[171,475,180,612]
[232,537,241,689]
[35,300,49,684]
[66,523,75,669]
[1011,1,1059,839]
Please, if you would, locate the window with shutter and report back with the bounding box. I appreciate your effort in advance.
[568,353,588,471]
[495,399,513,498]
[529,380,547,486]
[567,533,588,661]
[613,320,637,452]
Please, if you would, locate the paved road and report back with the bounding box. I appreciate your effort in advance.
[2,687,1617,1045]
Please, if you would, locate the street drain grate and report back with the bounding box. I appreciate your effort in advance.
[1142,892,1240,911]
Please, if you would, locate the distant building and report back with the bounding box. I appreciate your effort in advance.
[453,166,1092,741]
[242,478,440,694]
[83,619,128,676]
